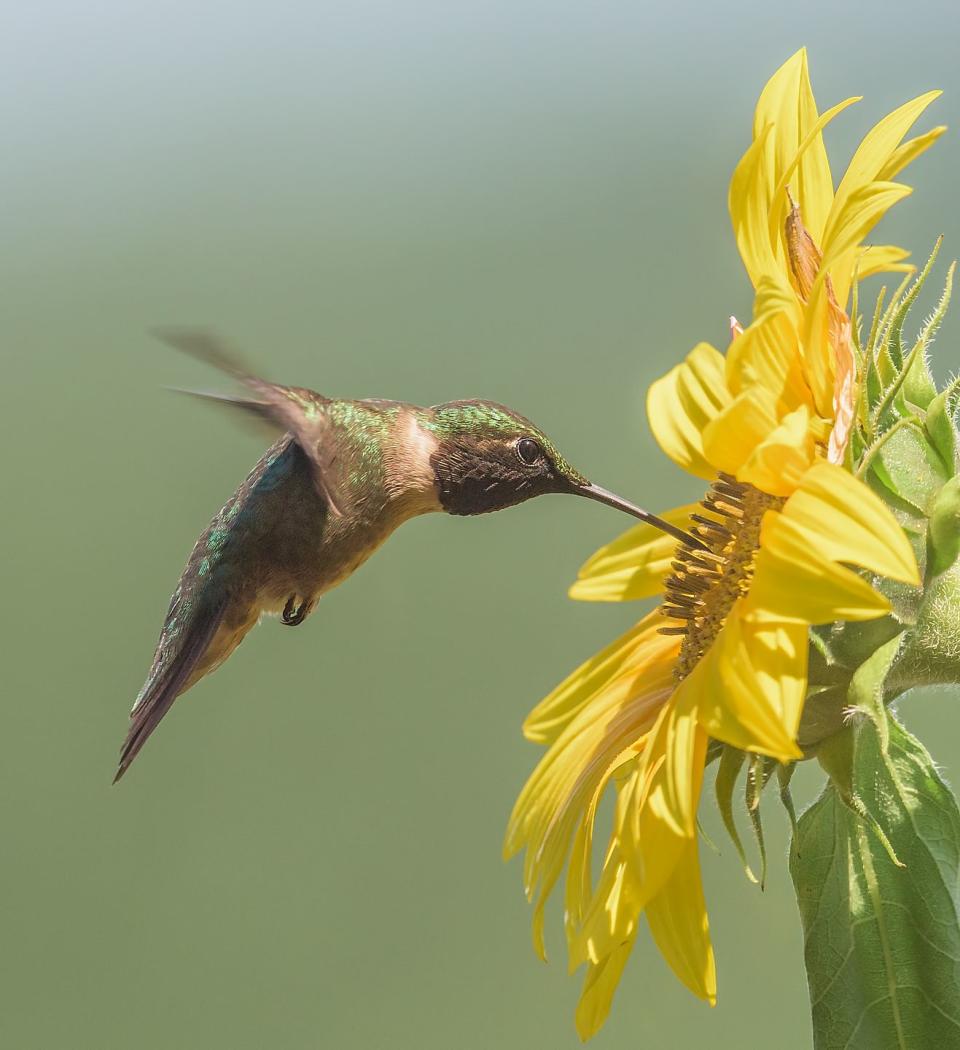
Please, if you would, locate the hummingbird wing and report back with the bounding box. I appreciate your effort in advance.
[156,328,347,517]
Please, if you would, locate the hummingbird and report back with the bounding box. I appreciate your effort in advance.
[114,331,703,782]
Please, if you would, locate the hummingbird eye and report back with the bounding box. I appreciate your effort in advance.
[516,437,542,466]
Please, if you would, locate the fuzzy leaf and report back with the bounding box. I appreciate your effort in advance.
[873,423,950,513]
[791,716,960,1050]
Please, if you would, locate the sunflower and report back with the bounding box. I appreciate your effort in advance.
[505,49,938,1040]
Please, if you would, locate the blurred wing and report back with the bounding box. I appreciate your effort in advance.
[156,328,347,516]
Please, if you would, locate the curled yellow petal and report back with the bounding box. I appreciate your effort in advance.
[747,440,920,626]
[747,511,892,625]
[647,343,730,478]
[702,388,780,477]
[736,403,816,497]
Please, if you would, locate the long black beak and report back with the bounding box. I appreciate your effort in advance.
[576,483,707,550]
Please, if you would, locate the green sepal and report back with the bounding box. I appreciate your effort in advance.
[845,632,904,752]
[745,755,776,890]
[884,237,941,373]
[812,634,906,865]
[865,352,884,412]
[810,615,903,674]
[791,716,960,1050]
[904,255,955,413]
[776,762,799,838]
[902,347,938,409]
[927,475,960,579]
[713,746,756,884]
[925,381,959,474]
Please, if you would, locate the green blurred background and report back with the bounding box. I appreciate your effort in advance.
[3,3,959,1047]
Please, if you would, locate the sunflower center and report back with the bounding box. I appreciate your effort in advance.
[660,475,784,680]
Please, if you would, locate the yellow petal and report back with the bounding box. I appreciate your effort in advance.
[702,387,780,477]
[565,755,638,960]
[646,838,717,1004]
[753,270,801,318]
[777,461,920,584]
[822,181,913,300]
[725,305,810,412]
[647,343,730,478]
[629,690,705,846]
[575,933,637,1041]
[683,608,806,760]
[748,510,892,624]
[730,123,777,288]
[736,403,816,497]
[767,95,860,251]
[744,459,921,623]
[505,648,675,929]
[824,91,941,263]
[521,611,677,744]
[856,244,914,279]
[877,124,947,182]
[574,843,640,969]
[800,277,839,419]
[569,504,699,602]
[756,49,837,244]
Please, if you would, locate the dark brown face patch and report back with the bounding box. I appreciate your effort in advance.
[431,433,570,515]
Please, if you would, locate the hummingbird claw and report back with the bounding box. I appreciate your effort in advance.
[281,595,311,627]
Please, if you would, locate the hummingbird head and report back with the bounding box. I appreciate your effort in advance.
[424,400,704,548]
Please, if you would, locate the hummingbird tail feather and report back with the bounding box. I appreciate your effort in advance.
[114,599,227,783]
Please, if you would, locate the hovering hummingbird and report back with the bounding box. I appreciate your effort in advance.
[114,331,703,782]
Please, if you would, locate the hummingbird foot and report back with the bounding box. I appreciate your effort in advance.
[281,595,313,626]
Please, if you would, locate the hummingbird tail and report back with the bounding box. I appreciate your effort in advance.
[114,598,227,783]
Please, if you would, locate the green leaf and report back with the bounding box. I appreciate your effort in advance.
[791,717,960,1050]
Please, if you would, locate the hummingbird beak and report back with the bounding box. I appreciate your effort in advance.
[575,483,707,551]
